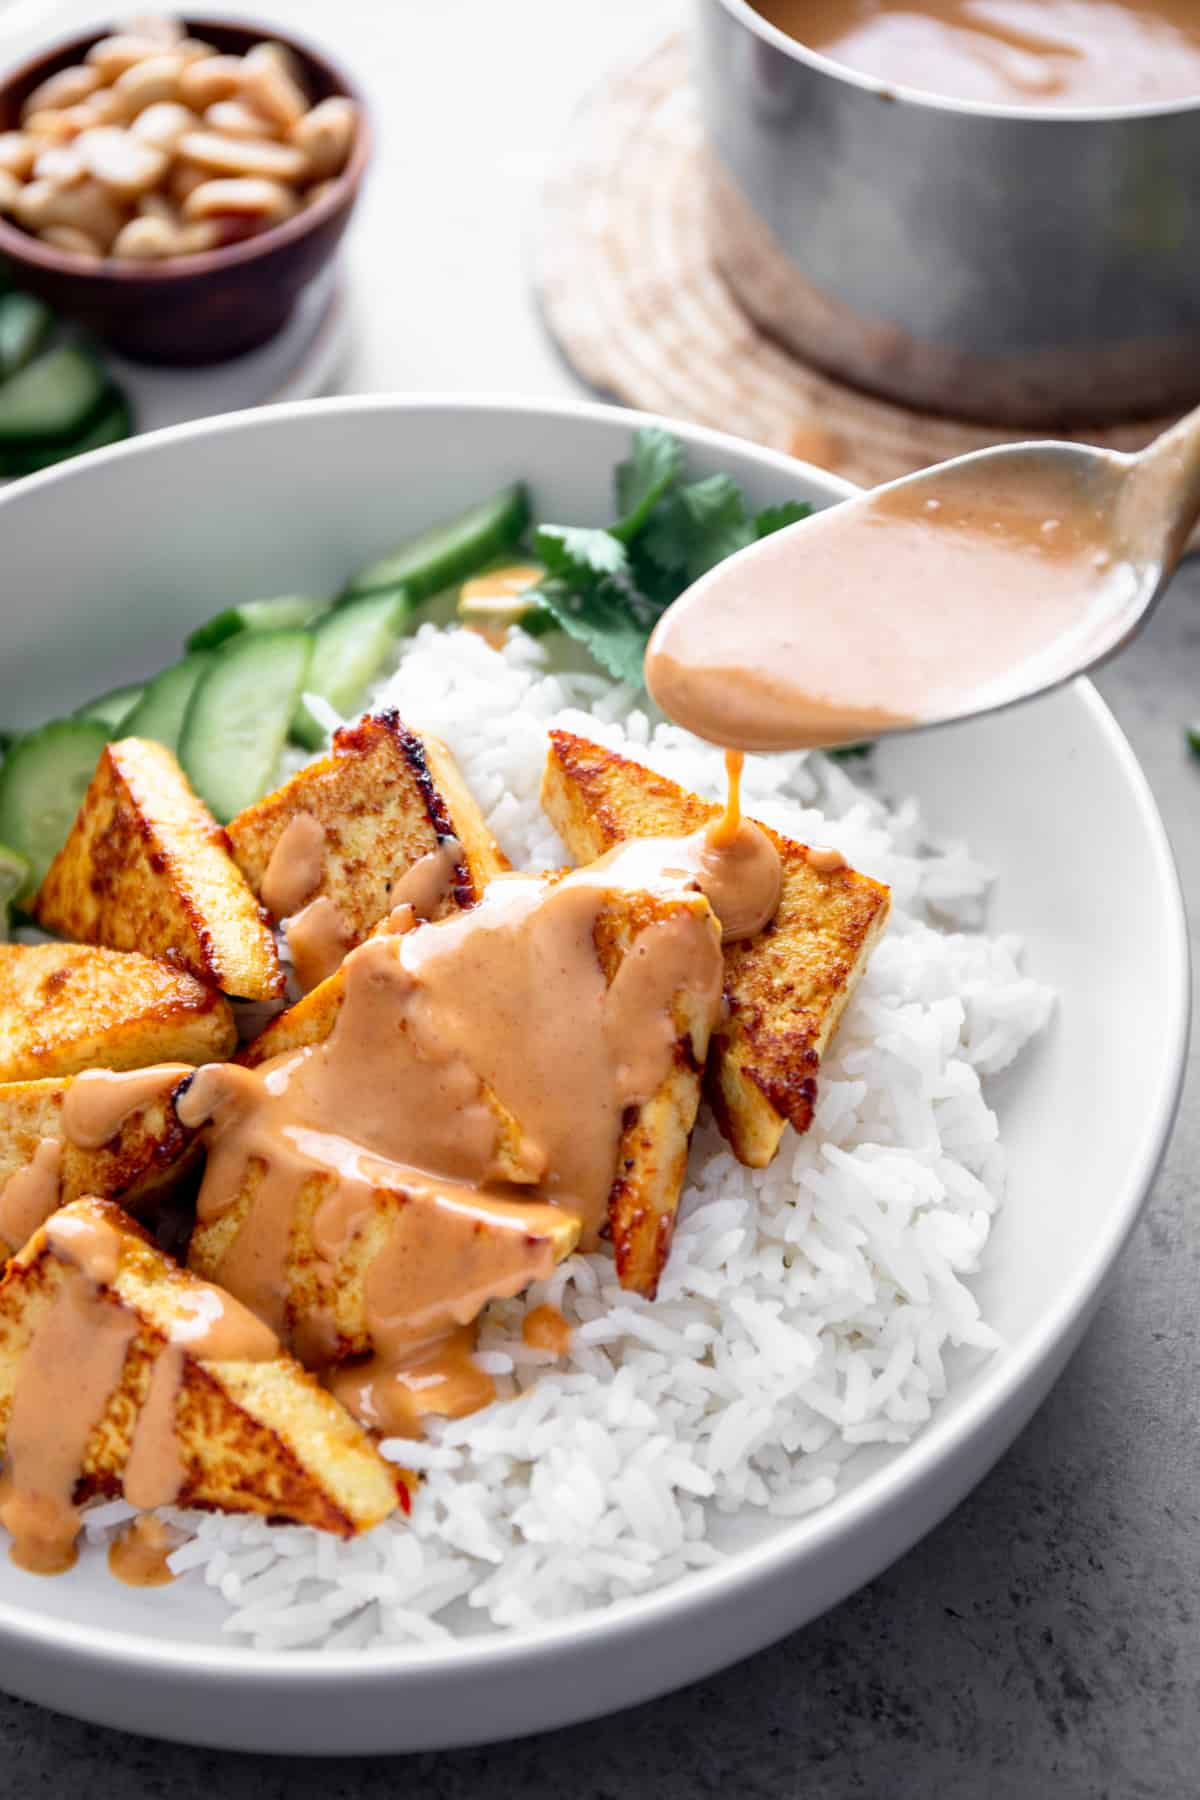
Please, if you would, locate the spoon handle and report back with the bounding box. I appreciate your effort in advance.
[1128,393,1200,570]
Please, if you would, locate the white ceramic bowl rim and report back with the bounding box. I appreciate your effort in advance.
[714,0,1200,126]
[0,393,1188,1693]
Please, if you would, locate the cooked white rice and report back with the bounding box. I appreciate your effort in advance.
[83,624,1053,1650]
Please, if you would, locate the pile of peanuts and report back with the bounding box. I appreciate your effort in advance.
[0,16,358,261]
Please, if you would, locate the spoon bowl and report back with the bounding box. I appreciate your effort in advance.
[645,399,1200,752]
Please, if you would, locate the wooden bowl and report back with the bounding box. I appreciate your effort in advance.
[0,19,371,365]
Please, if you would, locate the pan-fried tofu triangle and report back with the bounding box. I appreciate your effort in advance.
[0,1198,404,1576]
[35,738,282,1002]
[0,943,236,1083]
[542,731,891,1168]
[227,710,509,948]
[0,1069,194,1256]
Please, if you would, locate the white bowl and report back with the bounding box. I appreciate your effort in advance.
[0,397,1188,1753]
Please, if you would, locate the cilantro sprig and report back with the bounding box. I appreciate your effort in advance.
[526,427,810,687]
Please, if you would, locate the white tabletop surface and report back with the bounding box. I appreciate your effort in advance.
[0,0,680,399]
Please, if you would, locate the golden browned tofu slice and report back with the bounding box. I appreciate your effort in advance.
[226,710,509,938]
[594,885,721,1295]
[0,1076,192,1223]
[34,738,283,1002]
[189,1171,581,1365]
[542,731,891,1169]
[0,1198,402,1536]
[0,943,236,1083]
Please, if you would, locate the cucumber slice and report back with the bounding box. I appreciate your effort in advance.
[291,590,407,751]
[0,389,132,476]
[186,594,329,653]
[344,484,530,605]
[0,718,108,899]
[0,346,112,450]
[179,629,311,823]
[0,842,30,941]
[121,652,212,753]
[74,681,145,731]
[0,293,53,382]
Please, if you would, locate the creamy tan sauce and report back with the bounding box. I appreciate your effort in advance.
[286,895,354,993]
[261,811,327,920]
[645,459,1133,751]
[172,853,727,1422]
[807,844,847,874]
[754,0,1200,107]
[0,1212,135,1574]
[522,1303,572,1356]
[329,1326,498,1439]
[107,1514,182,1588]
[388,837,463,922]
[61,1064,192,1150]
[0,1137,62,1259]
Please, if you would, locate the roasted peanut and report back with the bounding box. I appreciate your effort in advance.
[0,168,20,213]
[111,213,175,257]
[85,34,166,81]
[204,98,277,140]
[177,128,306,183]
[15,176,127,250]
[167,159,208,205]
[176,218,220,252]
[176,39,218,65]
[136,189,176,221]
[33,142,86,185]
[76,126,168,197]
[290,96,356,179]
[112,52,185,118]
[39,224,102,258]
[21,64,102,120]
[182,175,295,224]
[178,54,243,111]
[0,131,37,178]
[130,100,197,151]
[239,44,307,130]
[22,110,84,145]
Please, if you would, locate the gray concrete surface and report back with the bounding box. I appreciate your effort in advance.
[0,555,1194,1799]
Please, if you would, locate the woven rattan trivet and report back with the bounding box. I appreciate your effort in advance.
[537,33,1182,487]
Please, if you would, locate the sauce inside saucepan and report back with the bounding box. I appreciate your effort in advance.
[751,0,1200,107]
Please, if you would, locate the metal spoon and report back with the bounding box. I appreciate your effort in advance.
[644,399,1200,753]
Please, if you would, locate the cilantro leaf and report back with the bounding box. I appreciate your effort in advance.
[753,500,811,539]
[532,577,651,686]
[641,474,754,584]
[523,431,817,687]
[612,427,684,541]
[535,523,628,582]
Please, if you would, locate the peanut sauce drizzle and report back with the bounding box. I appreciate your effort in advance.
[286,895,354,993]
[0,1138,62,1259]
[107,1513,183,1588]
[522,1303,572,1356]
[261,811,326,920]
[285,836,464,995]
[171,851,731,1426]
[62,1064,194,1150]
